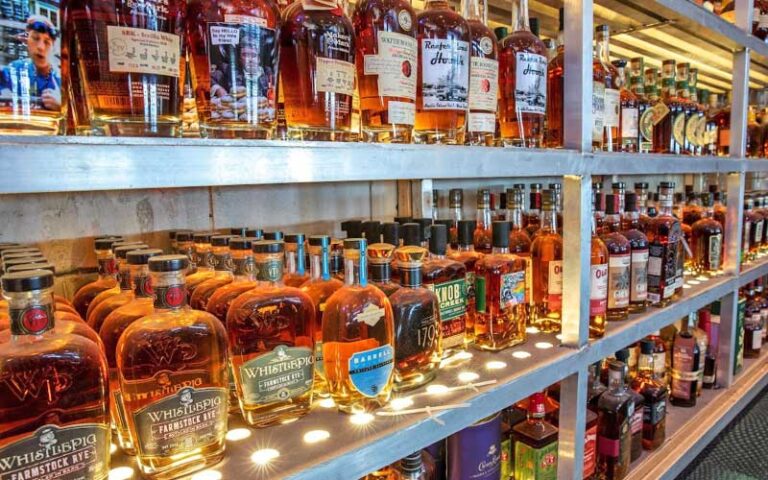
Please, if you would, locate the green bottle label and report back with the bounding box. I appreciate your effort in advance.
[427,278,467,349]
[475,276,487,313]
[500,437,512,479]
[239,345,314,404]
[514,439,558,480]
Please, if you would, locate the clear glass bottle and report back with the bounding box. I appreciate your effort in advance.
[448,188,464,249]
[646,182,683,306]
[474,188,493,253]
[449,220,484,343]
[670,329,701,407]
[322,238,395,413]
[602,194,631,321]
[186,232,217,294]
[590,214,609,338]
[545,7,564,148]
[72,236,123,318]
[369,240,401,295]
[206,237,260,322]
[190,234,236,311]
[285,233,310,287]
[597,25,620,152]
[596,361,633,480]
[531,189,563,332]
[621,193,649,314]
[463,0,498,146]
[512,392,559,479]
[117,255,228,478]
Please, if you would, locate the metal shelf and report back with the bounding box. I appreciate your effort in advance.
[738,256,768,285]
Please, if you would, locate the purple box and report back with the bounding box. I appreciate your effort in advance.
[448,413,502,480]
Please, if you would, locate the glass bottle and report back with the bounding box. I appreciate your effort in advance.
[597,25,620,152]
[205,237,260,322]
[512,392,559,479]
[712,92,731,156]
[190,234,236,311]
[691,192,724,275]
[525,183,542,237]
[698,308,719,389]
[630,339,667,451]
[175,230,196,265]
[449,220,484,343]
[448,189,463,249]
[72,236,123,318]
[281,0,356,141]
[587,361,607,412]
[744,282,764,358]
[621,193,649,314]
[615,350,644,463]
[590,213,609,338]
[670,329,701,407]
[498,0,547,147]
[531,189,563,332]
[285,233,310,287]
[414,0,470,144]
[87,242,149,329]
[0,270,110,478]
[474,221,528,350]
[646,182,683,306]
[612,59,638,152]
[369,241,401,297]
[227,240,315,426]
[186,232,217,295]
[602,194,631,321]
[463,0,498,146]
[507,187,533,319]
[474,189,493,253]
[641,67,668,152]
[630,57,653,153]
[68,0,187,136]
[352,0,417,143]
[596,361,633,480]
[592,182,606,235]
[390,245,441,390]
[117,255,228,478]
[322,238,395,413]
[686,68,705,156]
[545,7,564,148]
[590,32,607,151]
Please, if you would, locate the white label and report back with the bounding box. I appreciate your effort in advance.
[753,329,763,349]
[548,260,563,295]
[608,254,631,309]
[107,26,182,77]
[387,101,415,125]
[420,39,470,110]
[592,81,605,142]
[467,112,496,133]
[363,31,417,100]
[590,264,608,300]
[648,255,662,276]
[755,222,764,244]
[316,58,355,96]
[631,249,648,302]
[210,26,240,45]
[469,57,499,112]
[604,88,620,127]
[223,14,268,27]
[514,52,547,114]
[355,303,386,327]
[621,108,639,139]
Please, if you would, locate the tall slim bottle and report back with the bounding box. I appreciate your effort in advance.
[545,7,565,148]
[474,189,493,253]
[463,0,499,146]
[646,182,683,306]
[621,193,649,314]
[590,212,609,338]
[531,189,563,332]
[602,194,631,321]
[597,25,620,152]
[596,361,633,480]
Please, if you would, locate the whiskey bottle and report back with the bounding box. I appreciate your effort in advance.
[449,220,484,342]
[687,68,705,156]
[691,192,724,275]
[641,67,670,153]
[302,235,344,397]
[175,230,196,266]
[615,349,644,463]
[621,193,649,314]
[550,182,564,236]
[631,339,668,451]
[646,182,683,306]
[99,248,162,455]
[531,189,563,332]
[414,0,470,144]
[629,58,652,153]
[0,270,110,478]
[206,237,259,322]
[670,330,701,407]
[602,194,630,321]
[474,189,493,253]
[545,7,565,148]
[423,224,468,356]
[596,361,633,480]
[498,0,547,147]
[117,255,228,478]
[512,392,559,479]
[186,0,281,138]
[744,283,763,358]
[69,0,187,136]
[285,233,310,287]
[72,236,123,318]
[281,0,356,141]
[322,238,395,412]
[391,245,441,390]
[633,182,652,233]
[448,189,464,249]
[463,0,498,146]
[596,25,620,152]
[190,234,237,311]
[590,212,609,338]
[227,240,315,426]
[187,232,217,294]
[613,59,639,152]
[698,308,719,389]
[352,0,417,143]
[653,60,687,154]
[507,187,533,318]
[369,239,401,297]
[474,221,528,350]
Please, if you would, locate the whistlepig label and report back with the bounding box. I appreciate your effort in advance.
[0,423,110,480]
[239,345,314,404]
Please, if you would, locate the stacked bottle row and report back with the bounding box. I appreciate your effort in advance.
[742,190,768,264]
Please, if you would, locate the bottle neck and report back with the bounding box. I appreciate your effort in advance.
[426,0,450,9]
[451,206,463,223]
[622,210,640,229]
[638,352,654,377]
[96,250,118,279]
[477,205,491,228]
[345,256,368,287]
[369,262,391,283]
[540,208,557,233]
[5,287,56,336]
[151,270,188,312]
[309,249,332,281]
[513,0,530,32]
[213,246,233,272]
[400,266,422,288]
[606,213,621,232]
[118,262,132,290]
[658,190,674,216]
[508,206,525,230]
[194,244,214,271]
[597,32,610,64]
[232,252,255,281]
[637,191,648,215]
[457,243,476,252]
[286,245,306,276]
[255,254,285,286]
[131,264,153,298]
[608,370,625,392]
[462,0,483,22]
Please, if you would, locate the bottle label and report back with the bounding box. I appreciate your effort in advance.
[753,329,763,349]
[363,31,417,101]
[589,264,608,316]
[500,437,512,479]
[426,278,467,349]
[631,408,643,435]
[647,225,680,303]
[708,234,722,271]
[547,260,563,311]
[474,275,486,313]
[755,221,764,244]
[639,108,655,142]
[395,303,439,360]
[467,112,496,133]
[686,115,701,146]
[608,254,631,309]
[597,435,620,458]
[653,351,667,382]
[469,56,499,112]
[0,423,110,480]
[316,57,355,96]
[353,303,386,327]
[513,52,546,115]
[107,26,181,77]
[239,345,314,404]
[621,107,639,142]
[604,88,620,127]
[98,257,118,276]
[387,101,416,126]
[583,421,597,478]
[719,128,730,149]
[630,249,648,302]
[592,81,605,143]
[514,439,558,480]
[195,250,216,269]
[153,284,187,309]
[643,399,667,425]
[500,270,526,309]
[671,336,698,401]
[255,259,283,282]
[673,112,686,146]
[118,267,132,290]
[234,257,257,276]
[420,39,470,110]
[9,303,54,335]
[348,345,394,398]
[213,252,233,271]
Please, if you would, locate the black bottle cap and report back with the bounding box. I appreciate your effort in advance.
[4,257,47,268]
[596,24,610,34]
[634,182,649,190]
[529,182,542,191]
[168,230,178,240]
[492,221,511,248]
[246,228,263,239]
[449,188,463,207]
[625,192,638,212]
[659,181,676,189]
[684,185,694,194]
[458,220,476,246]
[499,192,507,210]
[608,360,626,373]
[413,218,431,242]
[230,237,253,250]
[211,235,233,247]
[229,227,247,236]
[401,223,421,246]
[2,270,54,292]
[263,231,284,241]
[529,17,540,37]
[614,348,630,363]
[612,59,627,68]
[285,233,305,244]
[381,222,400,246]
[700,192,714,208]
[95,237,123,250]
[640,339,655,355]
[362,221,381,243]
[605,194,618,215]
[343,238,367,250]
[341,220,363,238]
[513,183,526,190]
[175,231,194,242]
[674,192,684,203]
[708,184,719,193]
[429,225,448,256]
[253,240,284,254]
[127,248,163,265]
[308,235,331,247]
[193,232,213,244]
[612,181,626,190]
[6,262,56,274]
[148,254,189,272]
[558,7,564,30]
[549,183,561,191]
[115,244,149,259]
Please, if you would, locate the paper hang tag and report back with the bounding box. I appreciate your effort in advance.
[302,0,340,10]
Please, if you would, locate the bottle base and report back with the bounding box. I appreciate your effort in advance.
[465,132,496,146]
[394,368,437,392]
[137,442,225,480]
[92,117,183,137]
[412,129,465,145]
[287,126,357,142]
[240,399,312,427]
[472,336,526,352]
[361,125,413,143]
[0,113,65,136]
[202,122,274,139]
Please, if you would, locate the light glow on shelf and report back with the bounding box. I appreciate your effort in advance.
[190,471,222,480]
[535,342,554,350]
[526,326,540,334]
[303,430,331,444]
[696,275,710,281]
[683,284,693,289]
[390,397,415,410]
[350,412,375,426]
[512,351,532,359]
[687,280,701,285]
[108,467,134,480]
[110,443,117,454]
[317,398,336,408]
[251,449,280,465]
[486,361,507,370]
[458,371,480,382]
[426,384,449,395]
[226,428,252,442]
[555,334,563,340]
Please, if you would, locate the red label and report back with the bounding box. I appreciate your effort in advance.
[165,286,184,307]
[597,435,620,457]
[631,410,643,434]
[22,308,50,334]
[10,304,55,335]
[583,424,597,477]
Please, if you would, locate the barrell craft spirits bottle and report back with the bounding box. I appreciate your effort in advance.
[186,0,281,139]
[302,235,344,397]
[602,194,631,321]
[474,221,528,350]
[72,236,123,318]
[621,193,649,314]
[631,339,668,451]
[691,192,723,275]
[390,245,441,390]
[227,240,315,426]
[596,361,633,480]
[531,189,562,332]
[281,0,356,141]
[474,189,493,253]
[117,255,228,478]
[352,0,417,143]
[590,212,609,338]
[206,237,259,322]
[87,242,148,329]
[285,233,310,287]
[545,7,564,148]
[190,234,236,311]
[669,329,700,407]
[646,182,683,306]
[423,224,468,356]
[498,0,547,147]
[322,238,395,412]
[596,25,620,152]
[369,239,401,297]
[613,59,638,153]
[463,0,498,146]
[186,232,217,295]
[0,270,110,478]
[512,392,559,479]
[449,220,484,342]
[68,0,187,136]
[414,0,470,144]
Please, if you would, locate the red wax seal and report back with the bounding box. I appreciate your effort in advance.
[165,286,184,307]
[22,307,50,333]
[481,78,491,93]
[402,61,412,78]
[142,277,153,296]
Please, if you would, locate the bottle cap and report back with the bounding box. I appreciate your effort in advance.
[639,339,655,355]
[229,227,247,236]
[596,24,609,34]
[542,189,556,211]
[558,7,564,30]
[253,240,284,254]
[263,231,284,241]
[549,183,561,191]
[614,348,630,363]
[659,181,676,189]
[6,262,56,274]
[308,235,331,248]
[700,192,714,208]
[193,232,213,244]
[458,220,476,246]
[211,235,233,247]
[634,182,649,190]
[530,183,542,191]
[2,270,54,292]
[394,245,428,267]
[429,224,448,255]
[674,192,684,203]
[625,192,638,212]
[175,231,194,242]
[230,238,254,251]
[362,221,381,243]
[341,220,363,238]
[494,26,508,41]
[608,359,626,373]
[708,184,719,193]
[492,221,510,248]
[343,238,367,260]
[148,254,189,273]
[605,194,618,215]
[367,242,396,264]
[126,248,163,265]
[381,222,400,246]
[449,188,463,208]
[612,181,626,190]
[285,233,305,244]
[402,223,421,247]
[477,189,491,208]
[115,244,149,259]
[684,185,694,194]
[245,228,263,239]
[528,392,547,418]
[612,59,627,68]
[415,219,433,242]
[95,237,124,250]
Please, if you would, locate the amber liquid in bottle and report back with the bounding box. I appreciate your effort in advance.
[474,189,493,253]
[545,8,564,148]
[186,235,217,294]
[597,362,633,480]
[631,341,668,451]
[449,220,485,343]
[530,190,562,332]
[691,194,723,275]
[621,194,649,314]
[73,242,121,318]
[646,183,683,307]
[463,0,498,146]
[190,239,235,311]
[602,196,631,321]
[590,218,609,338]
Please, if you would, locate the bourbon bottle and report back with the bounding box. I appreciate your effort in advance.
[691,192,724,275]
[474,188,493,253]
[596,361,633,480]
[602,194,631,321]
[72,236,123,318]
[646,182,683,306]
[285,233,310,287]
[117,255,228,478]
[449,220,484,342]
[227,240,316,426]
[352,0,417,143]
[613,59,639,153]
[448,189,464,249]
[545,7,564,148]
[186,232,217,294]
[630,58,652,153]
[281,0,356,141]
[631,339,668,451]
[463,0,498,146]
[525,183,542,237]
[189,234,236,311]
[597,25,620,152]
[498,0,547,147]
[621,193,649,314]
[206,237,259,323]
[590,213,609,338]
[531,189,562,332]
